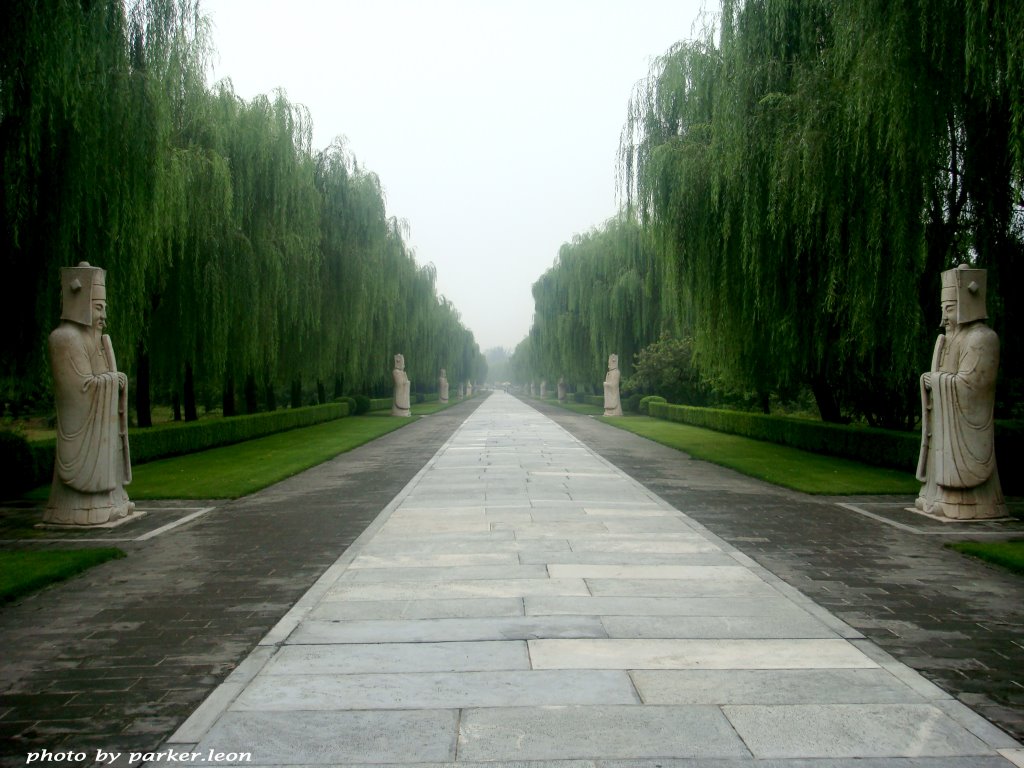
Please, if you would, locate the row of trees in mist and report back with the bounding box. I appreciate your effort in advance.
[515,0,1023,427]
[2,0,485,423]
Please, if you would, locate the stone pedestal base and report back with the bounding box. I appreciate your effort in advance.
[37,509,147,530]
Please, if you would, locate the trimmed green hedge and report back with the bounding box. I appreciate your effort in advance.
[585,395,604,408]
[2,401,350,496]
[369,397,393,411]
[639,395,667,415]
[646,402,1022,493]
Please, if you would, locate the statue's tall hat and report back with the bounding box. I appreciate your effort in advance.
[60,262,106,326]
[940,263,987,324]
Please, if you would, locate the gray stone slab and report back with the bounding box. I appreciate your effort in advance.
[322,578,590,601]
[349,552,520,568]
[600,518,694,533]
[456,705,751,760]
[567,538,722,554]
[528,638,878,670]
[549,564,762,581]
[601,613,837,639]
[267,641,530,674]
[339,564,549,582]
[232,669,638,710]
[195,709,458,763]
[287,615,608,644]
[357,538,570,555]
[586,578,779,598]
[722,703,992,758]
[631,668,924,705]
[525,595,800,617]
[308,597,524,621]
[521,551,737,566]
[492,522,611,537]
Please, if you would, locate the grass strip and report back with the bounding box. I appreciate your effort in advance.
[946,540,1024,575]
[125,414,417,498]
[0,548,125,602]
[548,400,606,416]
[602,415,920,495]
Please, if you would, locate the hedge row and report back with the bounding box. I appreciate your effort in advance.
[369,398,393,411]
[585,395,604,408]
[1,401,349,496]
[645,402,1023,493]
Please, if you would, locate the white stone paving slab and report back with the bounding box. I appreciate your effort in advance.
[722,703,993,758]
[601,613,838,639]
[267,641,530,674]
[232,669,638,711]
[528,638,878,670]
[457,705,751,760]
[321,577,591,601]
[308,597,524,621]
[286,615,607,644]
[631,668,926,705]
[348,552,519,568]
[586,577,780,598]
[547,564,762,581]
[525,595,806,617]
[194,710,458,764]
[338,564,549,582]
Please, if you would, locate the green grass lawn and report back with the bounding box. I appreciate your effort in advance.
[0,548,125,602]
[550,400,605,416]
[24,412,426,501]
[603,416,920,495]
[947,540,1024,575]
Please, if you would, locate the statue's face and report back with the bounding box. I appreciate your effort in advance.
[940,300,957,331]
[91,299,107,332]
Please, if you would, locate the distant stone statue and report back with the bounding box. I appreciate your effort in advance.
[44,263,136,526]
[603,353,623,416]
[916,264,1006,519]
[391,353,411,417]
[439,368,449,403]
[458,382,465,399]
[540,380,547,398]
[467,381,473,397]
[557,377,566,402]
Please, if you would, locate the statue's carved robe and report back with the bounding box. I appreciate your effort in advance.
[917,322,1006,519]
[392,368,411,416]
[44,324,133,525]
[439,374,449,403]
[603,367,622,416]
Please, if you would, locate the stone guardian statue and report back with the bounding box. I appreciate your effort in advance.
[44,263,136,526]
[439,368,449,403]
[915,264,1006,519]
[557,377,566,402]
[603,353,623,417]
[391,354,411,417]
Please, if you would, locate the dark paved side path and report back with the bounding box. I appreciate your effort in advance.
[0,398,485,767]
[528,398,1024,742]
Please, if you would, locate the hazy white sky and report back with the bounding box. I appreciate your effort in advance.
[202,0,711,351]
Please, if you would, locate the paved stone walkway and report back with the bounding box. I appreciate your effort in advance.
[165,392,1023,766]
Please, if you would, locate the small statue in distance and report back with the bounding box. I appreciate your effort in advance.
[916,264,1006,519]
[44,262,135,526]
[439,368,449,403]
[392,353,411,417]
[557,376,566,402]
[603,353,623,417]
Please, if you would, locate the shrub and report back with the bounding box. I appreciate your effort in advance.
[639,395,667,415]
[337,396,357,414]
[369,397,392,411]
[624,393,643,413]
[585,395,604,408]
[352,394,371,415]
[4,402,350,496]
[0,431,41,496]
[573,392,585,404]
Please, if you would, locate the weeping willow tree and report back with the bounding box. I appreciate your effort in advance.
[621,0,1023,425]
[2,0,486,420]
[526,215,669,389]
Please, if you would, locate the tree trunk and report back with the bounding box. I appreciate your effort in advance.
[135,341,152,428]
[809,375,842,423]
[244,373,258,414]
[183,363,198,422]
[333,376,343,399]
[290,378,302,409]
[264,379,277,412]
[172,392,181,421]
[222,375,236,417]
